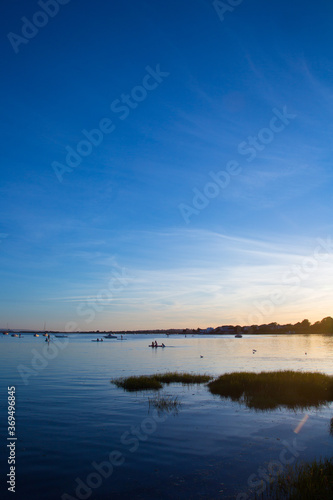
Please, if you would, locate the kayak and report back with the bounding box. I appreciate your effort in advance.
[149,344,165,348]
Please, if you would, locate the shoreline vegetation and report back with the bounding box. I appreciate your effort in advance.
[263,458,333,499]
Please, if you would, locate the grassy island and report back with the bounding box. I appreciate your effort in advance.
[112,370,333,410]
[208,370,333,410]
[111,371,212,391]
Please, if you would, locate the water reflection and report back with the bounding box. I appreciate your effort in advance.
[1,333,333,499]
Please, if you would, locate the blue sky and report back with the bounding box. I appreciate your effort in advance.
[1,0,333,330]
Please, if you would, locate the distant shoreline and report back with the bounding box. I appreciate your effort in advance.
[2,316,332,335]
[2,330,333,336]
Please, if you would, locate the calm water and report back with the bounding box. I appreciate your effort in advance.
[1,333,333,500]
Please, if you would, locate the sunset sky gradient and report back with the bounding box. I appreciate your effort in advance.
[1,0,333,330]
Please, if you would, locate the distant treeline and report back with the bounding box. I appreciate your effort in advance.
[212,317,333,335]
[181,316,333,335]
[252,316,333,334]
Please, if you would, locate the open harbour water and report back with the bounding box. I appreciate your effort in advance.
[1,333,333,499]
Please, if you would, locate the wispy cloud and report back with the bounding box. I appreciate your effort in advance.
[34,228,332,328]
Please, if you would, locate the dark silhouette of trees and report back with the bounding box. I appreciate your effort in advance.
[311,317,333,334]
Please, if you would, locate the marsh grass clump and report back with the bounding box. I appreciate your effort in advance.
[154,372,212,385]
[148,395,181,414]
[263,458,333,499]
[112,372,212,392]
[111,375,163,392]
[208,370,333,410]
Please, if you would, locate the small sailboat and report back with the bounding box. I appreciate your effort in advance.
[42,321,48,336]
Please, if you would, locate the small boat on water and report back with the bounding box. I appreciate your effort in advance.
[149,344,166,348]
[104,334,117,339]
[92,338,104,342]
[55,335,68,338]
[2,331,9,335]
[11,334,19,337]
[34,334,39,337]
[235,334,243,338]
